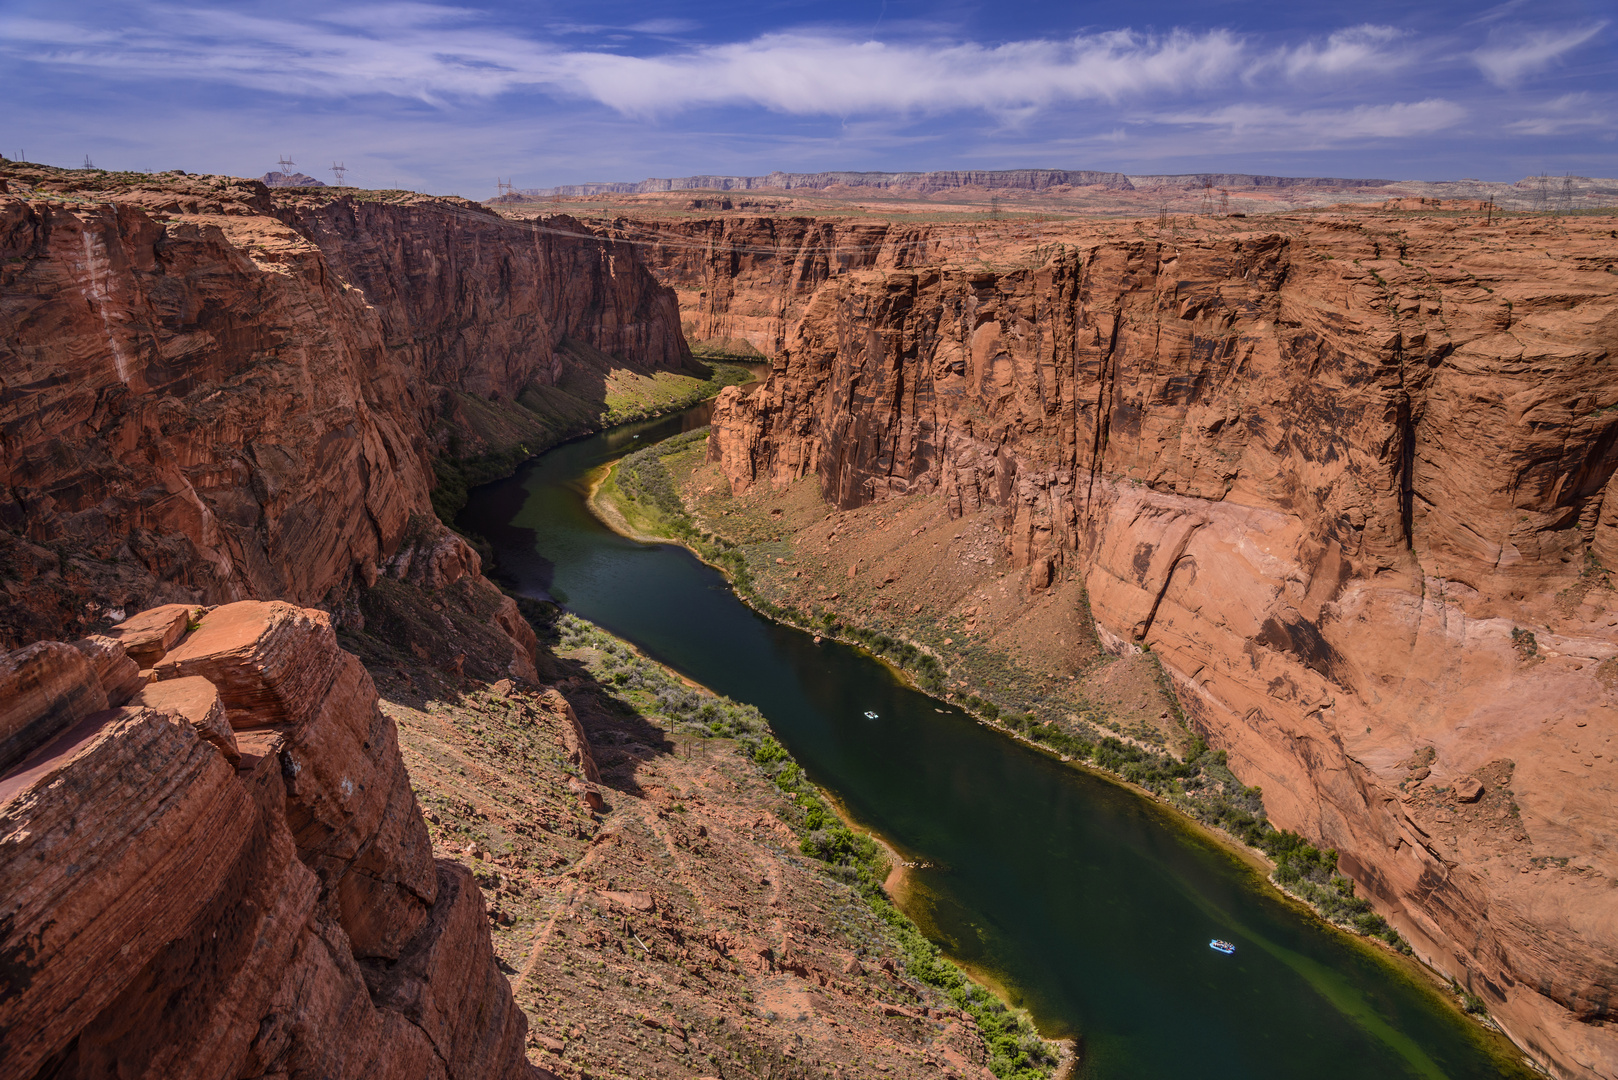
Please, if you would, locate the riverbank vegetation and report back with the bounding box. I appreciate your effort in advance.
[548,611,1061,1080]
[597,427,1414,959]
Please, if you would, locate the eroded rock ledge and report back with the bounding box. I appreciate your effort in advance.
[0,600,534,1080]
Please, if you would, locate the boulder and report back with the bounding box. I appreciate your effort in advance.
[131,676,241,767]
[103,604,193,667]
[1454,776,1485,803]
[278,652,437,959]
[0,605,533,1078]
[601,889,655,913]
[567,775,606,813]
[155,601,340,730]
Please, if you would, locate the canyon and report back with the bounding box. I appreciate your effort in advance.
[630,209,1618,1077]
[0,162,687,653]
[0,165,1041,1080]
[1,159,1615,1080]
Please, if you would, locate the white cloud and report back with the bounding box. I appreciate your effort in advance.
[3,5,1408,118]
[1155,100,1467,145]
[1502,92,1617,135]
[1473,23,1606,86]
[1275,25,1410,79]
[554,30,1249,116]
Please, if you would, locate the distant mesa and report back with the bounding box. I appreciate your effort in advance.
[514,168,1396,199]
[260,170,325,188]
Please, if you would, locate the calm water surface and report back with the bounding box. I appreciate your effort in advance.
[460,405,1529,1080]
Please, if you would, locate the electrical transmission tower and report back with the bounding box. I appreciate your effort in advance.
[1534,173,1550,212]
[496,177,514,199]
[330,162,347,187]
[1199,182,1215,214]
[277,156,297,180]
[1558,173,1574,214]
[1219,188,1230,215]
[83,155,95,169]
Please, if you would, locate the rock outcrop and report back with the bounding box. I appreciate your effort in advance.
[0,600,532,1080]
[700,212,1618,1078]
[0,163,687,651]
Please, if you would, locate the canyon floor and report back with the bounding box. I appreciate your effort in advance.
[340,582,1061,1080]
[595,423,1590,1056]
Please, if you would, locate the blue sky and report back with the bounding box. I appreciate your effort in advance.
[1,0,1613,195]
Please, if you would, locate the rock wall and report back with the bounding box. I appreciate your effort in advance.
[701,214,1618,1078]
[0,600,534,1080]
[609,216,973,356]
[0,166,687,649]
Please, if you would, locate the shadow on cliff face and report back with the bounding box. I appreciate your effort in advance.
[428,339,743,528]
[345,585,672,801]
[524,598,675,802]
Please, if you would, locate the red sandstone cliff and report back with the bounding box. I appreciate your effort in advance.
[0,600,533,1079]
[697,213,1618,1078]
[0,165,687,650]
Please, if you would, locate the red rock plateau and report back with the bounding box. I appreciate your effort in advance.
[632,210,1618,1077]
[0,163,688,652]
[0,600,533,1079]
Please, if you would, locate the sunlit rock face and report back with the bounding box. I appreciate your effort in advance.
[0,600,534,1080]
[0,169,686,652]
[692,212,1618,1079]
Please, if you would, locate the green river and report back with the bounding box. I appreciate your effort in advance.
[459,402,1532,1080]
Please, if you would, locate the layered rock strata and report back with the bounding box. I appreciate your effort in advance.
[0,165,686,650]
[700,212,1618,1078]
[0,599,533,1080]
[518,168,1404,200]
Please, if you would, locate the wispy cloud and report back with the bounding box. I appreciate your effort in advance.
[1473,22,1606,86]
[1501,92,1617,134]
[1154,100,1467,146]
[558,31,1250,116]
[3,1,1615,190]
[1273,25,1412,79]
[0,4,1423,118]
